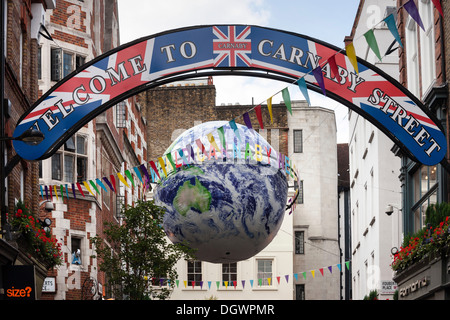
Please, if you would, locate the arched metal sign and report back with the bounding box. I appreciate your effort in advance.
[13,25,447,166]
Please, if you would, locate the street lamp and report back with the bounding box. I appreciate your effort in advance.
[0,128,45,145]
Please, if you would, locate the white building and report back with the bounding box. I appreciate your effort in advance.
[345,0,402,300]
[289,101,340,300]
[168,100,340,300]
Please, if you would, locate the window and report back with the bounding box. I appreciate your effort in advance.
[187,261,202,286]
[115,101,127,128]
[51,48,85,82]
[52,134,88,183]
[418,0,436,93]
[257,259,273,286]
[71,237,82,265]
[293,130,303,153]
[294,180,304,204]
[295,231,304,254]
[412,165,438,231]
[405,16,419,97]
[295,284,305,300]
[222,263,237,286]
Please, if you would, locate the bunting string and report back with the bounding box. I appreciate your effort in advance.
[39,1,441,213]
[150,260,351,291]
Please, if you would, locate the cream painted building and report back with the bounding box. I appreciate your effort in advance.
[346,0,402,300]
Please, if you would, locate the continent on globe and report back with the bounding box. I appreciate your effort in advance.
[173,177,211,216]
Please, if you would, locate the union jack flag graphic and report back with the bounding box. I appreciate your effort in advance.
[213,26,252,68]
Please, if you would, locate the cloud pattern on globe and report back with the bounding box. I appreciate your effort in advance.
[154,121,288,263]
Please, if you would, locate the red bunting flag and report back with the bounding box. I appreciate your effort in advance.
[254,105,264,129]
[431,0,443,16]
[328,55,340,81]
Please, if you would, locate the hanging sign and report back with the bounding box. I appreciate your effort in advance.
[13,25,446,166]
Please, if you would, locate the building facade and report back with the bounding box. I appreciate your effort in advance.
[392,0,450,300]
[36,0,147,300]
[0,0,56,300]
[345,0,403,300]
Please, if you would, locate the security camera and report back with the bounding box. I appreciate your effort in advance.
[44,201,54,212]
[385,205,394,216]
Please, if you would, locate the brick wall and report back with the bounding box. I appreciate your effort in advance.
[139,84,289,161]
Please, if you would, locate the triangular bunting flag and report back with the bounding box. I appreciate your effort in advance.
[96,178,108,192]
[216,281,220,289]
[281,88,292,115]
[285,275,289,283]
[83,181,94,196]
[297,77,311,106]
[267,278,271,286]
[233,281,237,289]
[319,268,324,276]
[312,67,326,96]
[89,180,100,194]
[345,261,350,270]
[133,166,143,183]
[217,126,226,151]
[294,273,298,281]
[254,105,264,129]
[267,97,273,124]
[207,132,221,153]
[71,184,76,199]
[117,172,130,187]
[277,276,280,284]
[302,272,306,280]
[224,281,228,289]
[404,0,425,31]
[44,185,49,200]
[208,281,212,289]
[383,14,403,48]
[250,280,254,288]
[102,177,115,192]
[328,266,333,274]
[157,157,167,178]
[176,280,179,288]
[364,29,382,61]
[125,169,135,187]
[311,270,315,278]
[337,264,342,271]
[149,161,161,181]
[229,119,241,142]
[53,185,58,200]
[242,280,245,289]
[431,0,443,16]
[183,281,187,288]
[345,42,359,74]
[243,112,253,130]
[328,55,340,82]
[76,182,85,197]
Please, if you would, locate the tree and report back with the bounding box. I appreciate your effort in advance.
[91,200,195,300]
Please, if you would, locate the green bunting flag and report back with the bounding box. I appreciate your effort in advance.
[364,29,382,61]
[281,88,292,115]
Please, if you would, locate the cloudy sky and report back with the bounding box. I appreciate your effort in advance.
[117,0,360,142]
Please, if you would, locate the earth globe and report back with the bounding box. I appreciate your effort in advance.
[153,121,288,263]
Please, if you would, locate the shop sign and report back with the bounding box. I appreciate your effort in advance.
[42,277,56,293]
[380,280,397,294]
[1,265,36,300]
[399,276,429,298]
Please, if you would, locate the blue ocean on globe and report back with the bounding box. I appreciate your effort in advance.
[153,121,288,263]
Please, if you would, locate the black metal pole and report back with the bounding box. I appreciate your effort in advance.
[1,0,7,237]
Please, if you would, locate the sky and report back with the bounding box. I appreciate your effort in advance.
[117,0,360,143]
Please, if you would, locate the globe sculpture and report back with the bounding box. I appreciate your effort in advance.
[153,121,288,263]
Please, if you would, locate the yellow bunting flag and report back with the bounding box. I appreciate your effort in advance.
[53,185,58,200]
[117,172,130,188]
[158,157,167,177]
[83,181,95,196]
[311,270,315,278]
[267,97,273,124]
[207,133,221,154]
[345,42,358,74]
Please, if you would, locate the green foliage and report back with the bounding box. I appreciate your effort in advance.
[91,200,195,300]
[9,200,63,268]
[363,290,378,300]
